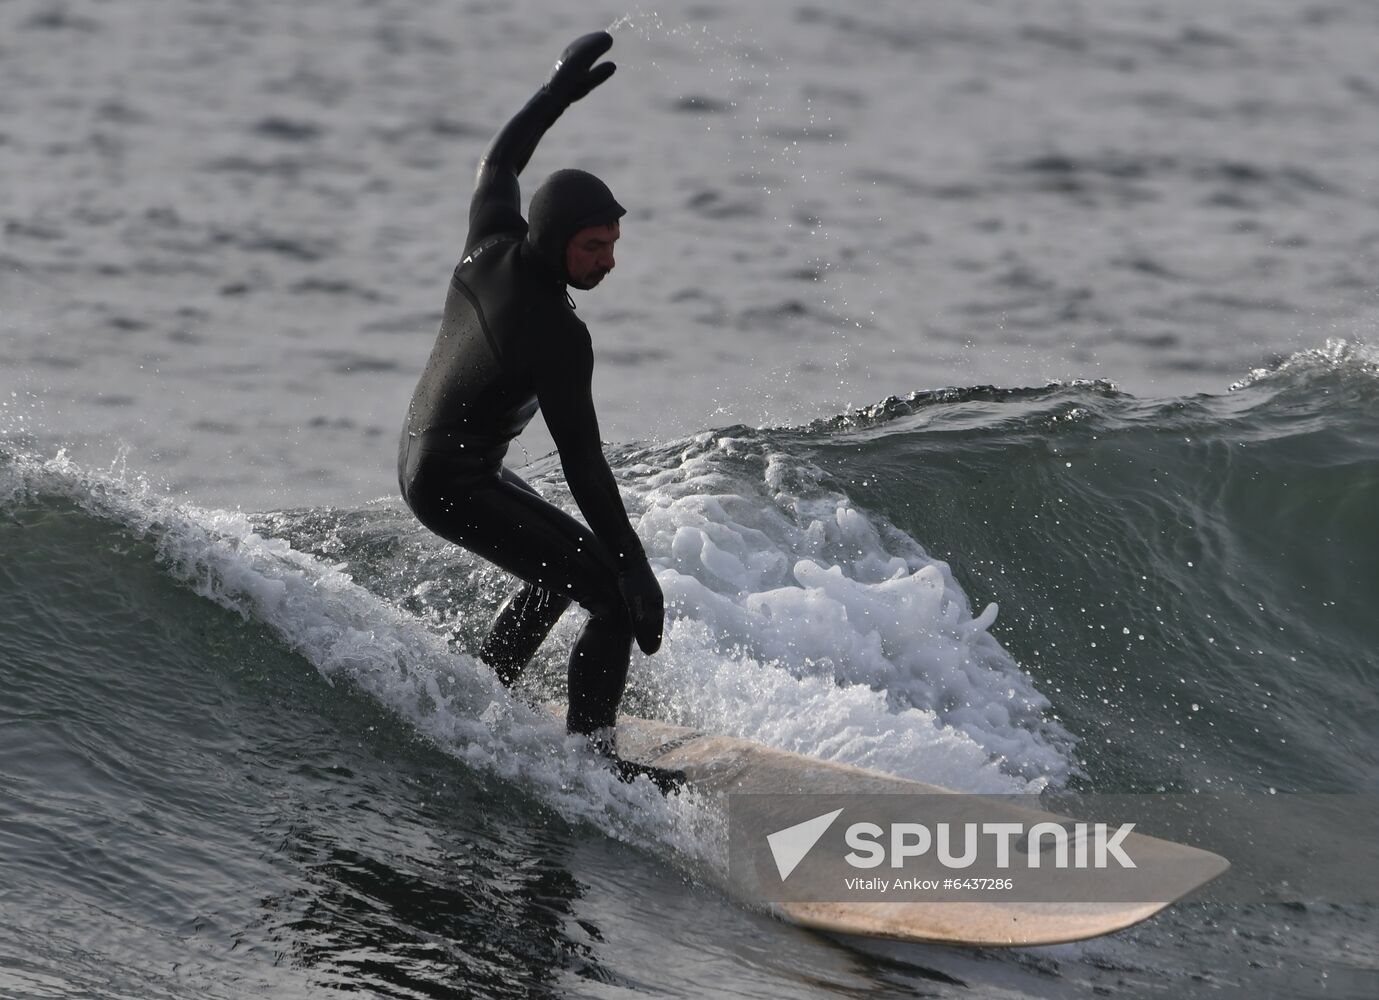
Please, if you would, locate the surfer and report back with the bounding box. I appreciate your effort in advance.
[397,32,680,792]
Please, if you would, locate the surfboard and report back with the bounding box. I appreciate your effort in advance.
[604,711,1230,948]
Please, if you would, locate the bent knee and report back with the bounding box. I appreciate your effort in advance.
[574,582,628,624]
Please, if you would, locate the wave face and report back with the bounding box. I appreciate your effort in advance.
[3,342,1377,997]
[787,341,1379,794]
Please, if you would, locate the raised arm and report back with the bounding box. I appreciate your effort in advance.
[466,32,618,251]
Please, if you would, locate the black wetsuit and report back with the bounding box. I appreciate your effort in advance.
[397,55,653,739]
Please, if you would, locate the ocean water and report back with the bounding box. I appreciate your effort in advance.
[2,0,1378,997]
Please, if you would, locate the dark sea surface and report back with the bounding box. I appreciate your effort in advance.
[2,0,1378,997]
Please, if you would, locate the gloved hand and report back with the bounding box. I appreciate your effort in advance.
[546,31,617,106]
[617,556,664,655]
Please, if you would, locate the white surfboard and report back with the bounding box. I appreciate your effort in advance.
[605,711,1230,948]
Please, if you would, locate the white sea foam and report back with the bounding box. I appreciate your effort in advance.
[3,432,1068,886]
[1228,337,1379,391]
[0,449,722,872]
[538,432,1074,790]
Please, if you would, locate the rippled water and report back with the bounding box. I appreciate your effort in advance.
[4,0,1379,506]
[3,1,1378,997]
[5,349,1378,997]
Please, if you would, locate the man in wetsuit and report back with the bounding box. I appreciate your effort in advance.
[398,32,676,787]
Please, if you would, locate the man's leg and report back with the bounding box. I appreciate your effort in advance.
[484,585,633,736]
[477,469,573,686]
[416,466,634,732]
[479,582,570,686]
[407,464,684,794]
[565,613,634,737]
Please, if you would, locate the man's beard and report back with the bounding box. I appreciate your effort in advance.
[569,269,609,291]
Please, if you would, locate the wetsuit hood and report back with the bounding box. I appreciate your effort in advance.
[526,169,625,285]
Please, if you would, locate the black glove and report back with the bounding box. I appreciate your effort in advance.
[546,31,617,106]
[617,556,664,655]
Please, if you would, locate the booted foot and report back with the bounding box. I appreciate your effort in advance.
[580,727,687,795]
[609,757,687,795]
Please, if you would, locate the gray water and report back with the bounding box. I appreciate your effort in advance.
[3,1,1379,998]
[4,0,1377,509]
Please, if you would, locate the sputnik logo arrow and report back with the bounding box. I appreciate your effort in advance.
[767,808,844,881]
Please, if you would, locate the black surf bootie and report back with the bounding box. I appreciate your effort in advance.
[583,727,687,795]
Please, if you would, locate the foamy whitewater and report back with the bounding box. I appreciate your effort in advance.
[4,0,1379,996]
[5,346,1379,996]
[0,430,1062,875]
[564,431,1070,782]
